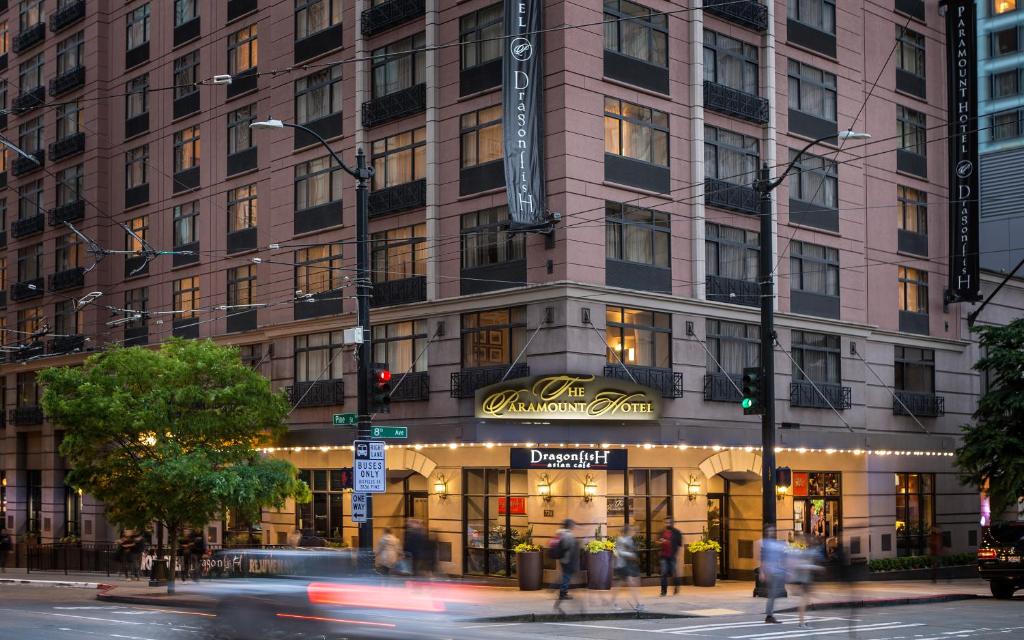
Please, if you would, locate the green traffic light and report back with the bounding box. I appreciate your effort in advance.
[741,398,754,409]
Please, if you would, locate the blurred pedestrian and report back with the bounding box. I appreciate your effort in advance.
[404,519,428,576]
[375,528,401,575]
[189,530,206,582]
[121,530,142,580]
[658,518,682,596]
[788,536,824,629]
[0,527,12,572]
[287,528,302,548]
[760,525,786,624]
[929,524,943,583]
[611,524,642,611]
[552,519,579,606]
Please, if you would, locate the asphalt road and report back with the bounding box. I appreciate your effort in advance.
[0,586,1020,640]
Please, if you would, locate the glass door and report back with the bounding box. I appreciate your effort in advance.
[707,493,728,577]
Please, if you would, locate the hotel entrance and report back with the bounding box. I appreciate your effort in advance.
[707,491,728,578]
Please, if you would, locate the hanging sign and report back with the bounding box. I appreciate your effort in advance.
[510,447,628,470]
[353,440,386,493]
[351,493,367,523]
[502,0,546,227]
[475,374,662,421]
[945,0,982,304]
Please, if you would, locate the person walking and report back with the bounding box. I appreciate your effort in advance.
[404,519,428,576]
[788,536,824,629]
[0,527,12,572]
[760,525,787,624]
[552,519,579,607]
[612,524,642,611]
[119,531,138,579]
[374,528,401,575]
[658,518,682,596]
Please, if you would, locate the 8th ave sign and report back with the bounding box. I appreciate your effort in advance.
[475,374,661,421]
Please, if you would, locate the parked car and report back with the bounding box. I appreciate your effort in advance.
[977,521,1024,599]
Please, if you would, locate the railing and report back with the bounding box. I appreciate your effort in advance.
[603,365,684,398]
[286,379,345,408]
[703,81,770,124]
[49,334,86,354]
[13,22,45,53]
[370,275,426,307]
[893,390,945,418]
[703,0,769,32]
[11,151,44,176]
[451,364,529,398]
[362,83,427,128]
[706,274,760,307]
[391,370,430,402]
[362,0,426,37]
[11,278,44,301]
[12,213,45,238]
[703,372,742,403]
[705,177,759,215]
[48,267,85,292]
[10,406,44,426]
[789,381,852,409]
[49,66,85,97]
[50,0,87,33]
[49,199,85,225]
[12,86,45,112]
[368,179,427,216]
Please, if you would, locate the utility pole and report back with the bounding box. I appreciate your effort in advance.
[353,148,374,555]
[755,162,777,536]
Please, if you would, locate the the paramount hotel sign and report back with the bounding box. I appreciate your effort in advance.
[475,375,661,421]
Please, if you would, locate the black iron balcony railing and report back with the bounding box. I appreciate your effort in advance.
[362,83,427,128]
[12,86,45,112]
[49,132,86,161]
[49,65,85,97]
[703,0,769,32]
[893,390,945,418]
[391,371,430,402]
[11,278,44,301]
[49,334,86,354]
[286,379,345,408]
[10,406,44,426]
[50,0,86,33]
[13,22,46,53]
[706,274,760,307]
[48,266,85,292]
[704,81,770,124]
[705,177,759,215]
[790,380,852,409]
[703,372,743,403]
[368,179,427,216]
[362,0,426,37]
[603,365,684,398]
[370,275,426,308]
[451,363,529,399]
[12,213,45,238]
[49,199,85,226]
[11,150,44,176]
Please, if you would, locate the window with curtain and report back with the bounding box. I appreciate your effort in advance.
[126,4,151,51]
[461,206,526,269]
[172,276,200,320]
[173,201,198,247]
[603,0,668,67]
[227,105,255,155]
[372,33,426,98]
[124,287,148,329]
[16,243,42,282]
[371,127,426,190]
[895,346,934,393]
[295,0,343,40]
[0,21,6,56]
[55,101,82,140]
[705,223,759,281]
[56,31,85,75]
[18,115,43,153]
[605,201,670,267]
[372,224,426,283]
[705,125,759,184]
[53,299,82,335]
[703,30,759,95]
[897,105,926,156]
[173,125,200,172]
[791,330,840,384]
[56,164,83,207]
[18,53,44,91]
[126,74,149,119]
[16,306,43,337]
[995,0,1017,14]
[992,108,1023,141]
[461,105,502,168]
[54,232,81,272]
[896,26,925,78]
[228,184,257,232]
[992,27,1019,56]
[125,215,147,252]
[373,320,428,373]
[18,180,43,220]
[174,51,199,99]
[294,332,344,383]
[787,0,835,34]
[228,24,258,75]
[295,156,344,210]
[897,185,927,235]
[227,265,256,307]
[174,0,198,26]
[991,69,1021,99]
[125,145,148,188]
[606,306,671,369]
[295,244,343,295]
[604,97,669,166]
[294,65,342,124]
[788,59,836,120]
[790,241,839,296]
[460,4,502,70]
[706,319,758,374]
[19,1,43,29]
[788,149,837,208]
[461,307,526,368]
[898,266,928,314]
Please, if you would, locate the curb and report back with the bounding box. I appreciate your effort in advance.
[776,593,981,613]
[97,592,216,610]
[0,578,109,589]
[468,611,694,623]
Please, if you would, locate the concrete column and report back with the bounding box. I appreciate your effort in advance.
[690,2,706,299]
[424,0,440,301]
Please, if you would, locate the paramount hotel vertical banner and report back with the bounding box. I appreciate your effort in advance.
[502,0,546,227]
[945,0,982,303]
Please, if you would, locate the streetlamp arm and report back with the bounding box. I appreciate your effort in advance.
[278,122,373,181]
[760,132,838,193]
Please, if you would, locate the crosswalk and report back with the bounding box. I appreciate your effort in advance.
[549,615,936,639]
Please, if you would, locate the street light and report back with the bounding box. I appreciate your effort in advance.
[0,136,40,164]
[250,118,375,556]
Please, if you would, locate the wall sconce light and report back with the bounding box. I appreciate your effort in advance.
[686,475,700,501]
[776,484,789,501]
[583,474,597,502]
[537,474,552,502]
[434,475,448,500]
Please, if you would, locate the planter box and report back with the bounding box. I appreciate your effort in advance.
[517,551,543,591]
[586,550,613,590]
[691,549,717,586]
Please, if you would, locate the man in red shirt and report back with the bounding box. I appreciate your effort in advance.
[659,518,683,596]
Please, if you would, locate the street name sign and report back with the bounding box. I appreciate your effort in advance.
[370,426,407,439]
[353,440,386,493]
[333,413,357,426]
[351,493,368,523]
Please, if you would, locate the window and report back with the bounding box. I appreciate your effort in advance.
[16,307,43,340]
[371,127,426,189]
[992,27,1019,56]
[788,60,837,120]
[295,156,344,210]
[992,108,1024,141]
[792,471,841,549]
[606,306,671,368]
[18,53,44,92]
[790,241,839,296]
[461,206,526,269]
[897,266,928,314]
[703,30,758,95]
[0,255,6,292]
[460,105,502,168]
[603,0,668,66]
[604,97,669,166]
[0,21,8,56]
[126,4,151,51]
[294,65,342,124]
[55,232,81,271]
[896,27,925,78]
[124,287,148,329]
[461,307,526,368]
[295,469,348,539]
[239,344,262,367]
[371,33,426,98]
[16,242,43,281]
[373,320,428,373]
[56,100,82,139]
[460,4,502,70]
[605,202,669,267]
[173,51,199,99]
[173,125,201,172]
[18,180,43,220]
[372,224,426,283]
[895,346,934,393]
[791,330,840,384]
[897,106,926,156]
[56,165,83,207]
[53,299,82,335]
[295,244,343,295]
[64,484,82,538]
[173,201,199,247]
[18,115,43,153]
[994,0,1017,14]
[463,468,529,577]
[227,105,255,154]
[228,184,257,232]
[605,469,672,576]
[897,186,927,235]
[25,469,41,533]
[174,0,198,26]
[228,24,258,75]
[125,215,148,252]
[991,69,1021,99]
[895,472,934,557]
[19,1,43,30]
[126,74,149,119]
[706,319,758,374]
[706,223,758,280]
[227,265,255,307]
[172,276,200,320]
[295,331,344,382]
[295,0,343,40]
[788,149,837,208]
[705,125,758,184]
[787,0,835,34]
[56,31,85,74]
[125,145,148,188]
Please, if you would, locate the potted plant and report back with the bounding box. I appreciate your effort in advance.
[688,537,722,587]
[585,537,616,590]
[514,542,543,590]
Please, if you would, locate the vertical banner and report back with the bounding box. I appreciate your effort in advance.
[502,0,546,228]
[945,0,981,303]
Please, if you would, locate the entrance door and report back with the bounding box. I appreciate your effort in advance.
[707,493,729,578]
[795,497,841,557]
[405,491,429,526]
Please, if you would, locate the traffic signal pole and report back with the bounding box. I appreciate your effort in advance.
[755,162,777,535]
[354,149,374,557]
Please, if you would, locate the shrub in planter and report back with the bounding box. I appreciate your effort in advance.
[514,543,543,591]
[585,539,615,590]
[688,539,721,587]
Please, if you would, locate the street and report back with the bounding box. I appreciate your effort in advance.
[0,586,1020,640]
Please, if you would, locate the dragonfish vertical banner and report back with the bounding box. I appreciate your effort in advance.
[945,0,981,303]
[502,0,546,227]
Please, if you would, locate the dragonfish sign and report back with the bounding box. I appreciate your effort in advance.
[475,374,661,421]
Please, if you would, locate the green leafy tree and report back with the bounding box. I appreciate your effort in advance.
[39,338,311,593]
[956,318,1024,517]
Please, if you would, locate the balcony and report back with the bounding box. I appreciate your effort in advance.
[370,275,426,308]
[896,149,927,179]
[0,289,6,308]
[295,22,344,64]
[787,18,837,58]
[893,390,945,418]
[704,81,769,124]
[172,318,199,339]
[704,373,743,403]
[13,86,45,112]
[898,310,929,335]
[228,0,258,22]
[391,371,430,402]
[362,83,427,128]
[50,0,86,33]
[11,278,44,301]
[12,213,45,238]
[451,364,529,399]
[49,66,85,97]
[706,275,760,307]
[704,0,769,32]
[362,0,426,37]
[789,381,852,410]
[369,179,427,217]
[10,406,44,426]
[287,379,345,408]
[49,132,85,161]
[49,334,86,354]
[897,229,927,256]
[11,150,44,176]
[227,227,258,254]
[13,342,43,362]
[13,22,46,53]
[48,267,85,292]
[895,0,925,21]
[125,42,150,69]
[606,260,671,293]
[125,113,149,139]
[603,365,683,398]
[226,68,258,100]
[705,177,759,215]
[174,17,201,47]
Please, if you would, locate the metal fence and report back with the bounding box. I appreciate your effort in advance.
[26,543,121,575]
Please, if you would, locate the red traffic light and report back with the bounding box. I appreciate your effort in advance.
[376,369,392,384]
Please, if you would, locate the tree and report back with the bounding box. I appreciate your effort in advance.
[39,338,311,593]
[956,318,1024,518]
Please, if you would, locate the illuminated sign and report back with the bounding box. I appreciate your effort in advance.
[475,374,661,421]
[510,447,628,470]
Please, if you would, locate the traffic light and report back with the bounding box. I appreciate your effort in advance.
[371,366,392,412]
[741,366,763,414]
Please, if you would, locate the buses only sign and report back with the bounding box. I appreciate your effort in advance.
[353,440,386,493]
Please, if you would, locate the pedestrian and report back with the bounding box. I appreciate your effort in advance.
[374,528,401,575]
[760,525,787,624]
[928,524,943,583]
[658,517,682,596]
[0,527,12,572]
[404,519,428,576]
[286,528,302,548]
[119,530,138,579]
[787,535,824,629]
[189,530,206,582]
[551,519,579,608]
[612,524,642,611]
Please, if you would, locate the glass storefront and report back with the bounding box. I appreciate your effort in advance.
[463,468,528,577]
[606,469,672,575]
[793,471,841,557]
[296,469,351,541]
[895,472,934,556]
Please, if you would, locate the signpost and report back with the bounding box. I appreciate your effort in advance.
[370,426,407,439]
[333,413,357,426]
[351,493,368,523]
[353,439,386,493]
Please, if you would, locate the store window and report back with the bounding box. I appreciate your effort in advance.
[603,0,667,66]
[295,331,344,383]
[895,346,935,394]
[296,469,351,540]
[703,30,759,95]
[371,33,426,98]
[464,468,528,577]
[705,319,758,375]
[461,307,526,368]
[604,97,669,167]
[371,127,426,190]
[371,224,426,283]
[460,4,502,70]
[606,469,671,576]
[373,320,428,373]
[605,306,671,369]
[461,206,525,270]
[895,472,934,556]
[792,471,841,556]
[605,201,670,268]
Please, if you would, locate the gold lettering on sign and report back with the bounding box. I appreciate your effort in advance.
[478,374,659,420]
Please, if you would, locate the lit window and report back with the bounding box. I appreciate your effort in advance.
[995,1,1017,15]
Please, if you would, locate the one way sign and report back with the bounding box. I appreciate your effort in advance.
[353,440,386,493]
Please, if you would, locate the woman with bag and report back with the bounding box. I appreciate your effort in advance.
[374,528,402,575]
